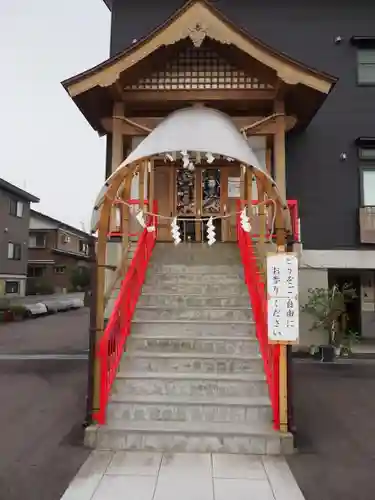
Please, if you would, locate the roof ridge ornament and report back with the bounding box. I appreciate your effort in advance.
[188,22,208,47]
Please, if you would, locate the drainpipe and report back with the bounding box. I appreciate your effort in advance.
[84,234,97,427]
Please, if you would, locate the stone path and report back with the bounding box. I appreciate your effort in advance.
[60,451,305,500]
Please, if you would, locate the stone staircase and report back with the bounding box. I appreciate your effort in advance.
[86,243,293,454]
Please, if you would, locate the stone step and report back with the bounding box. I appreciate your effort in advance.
[151,244,241,265]
[138,293,250,308]
[114,372,268,398]
[133,306,253,322]
[141,283,247,295]
[148,264,243,274]
[126,335,259,355]
[121,352,263,374]
[145,273,244,285]
[130,320,256,336]
[107,394,272,425]
[150,257,242,266]
[85,420,293,455]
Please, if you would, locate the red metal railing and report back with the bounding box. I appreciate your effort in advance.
[93,201,158,425]
[236,201,280,430]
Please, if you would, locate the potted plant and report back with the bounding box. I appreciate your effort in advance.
[302,284,357,362]
[340,329,360,357]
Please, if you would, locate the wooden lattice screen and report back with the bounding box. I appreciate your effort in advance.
[124,47,274,91]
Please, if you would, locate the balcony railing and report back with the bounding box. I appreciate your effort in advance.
[359,206,375,244]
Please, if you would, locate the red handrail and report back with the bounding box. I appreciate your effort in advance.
[236,202,280,430]
[93,201,158,425]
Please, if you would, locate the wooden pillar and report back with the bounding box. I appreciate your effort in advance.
[110,102,125,233]
[273,100,286,200]
[111,102,125,173]
[93,168,135,421]
[139,161,146,211]
[240,164,246,200]
[121,173,132,275]
[255,177,266,274]
[273,99,288,433]
[275,245,288,433]
[149,159,155,213]
[196,168,202,242]
[246,168,253,227]
[93,193,113,418]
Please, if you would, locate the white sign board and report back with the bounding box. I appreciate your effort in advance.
[228,177,241,198]
[266,253,299,343]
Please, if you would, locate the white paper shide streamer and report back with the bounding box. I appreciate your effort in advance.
[136,210,146,228]
[136,210,155,232]
[240,208,251,233]
[171,217,182,245]
[206,216,216,246]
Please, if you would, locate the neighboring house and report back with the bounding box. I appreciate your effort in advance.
[0,178,39,297]
[28,210,91,294]
[61,0,375,342]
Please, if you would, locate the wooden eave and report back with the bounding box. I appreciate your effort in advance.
[64,0,337,132]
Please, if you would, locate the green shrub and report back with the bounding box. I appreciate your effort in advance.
[10,305,27,319]
[0,298,11,311]
[70,266,91,291]
[27,280,55,295]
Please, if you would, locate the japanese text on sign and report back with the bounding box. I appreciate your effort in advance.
[266,254,299,343]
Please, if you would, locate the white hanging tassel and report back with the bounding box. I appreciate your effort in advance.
[136,210,146,228]
[171,217,181,245]
[240,208,252,233]
[205,152,215,164]
[181,150,190,169]
[206,216,216,246]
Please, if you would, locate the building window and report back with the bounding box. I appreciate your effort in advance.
[358,140,375,206]
[9,199,24,217]
[61,233,71,244]
[5,281,20,294]
[8,242,22,260]
[361,169,375,206]
[29,232,46,248]
[54,266,66,274]
[357,49,375,84]
[79,240,88,254]
[28,265,46,278]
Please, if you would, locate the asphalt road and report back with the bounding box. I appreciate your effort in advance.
[0,308,89,354]
[288,360,375,500]
[0,309,91,500]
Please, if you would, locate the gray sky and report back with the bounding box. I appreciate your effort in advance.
[0,0,111,231]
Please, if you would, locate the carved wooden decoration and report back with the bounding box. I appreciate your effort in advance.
[188,22,208,47]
